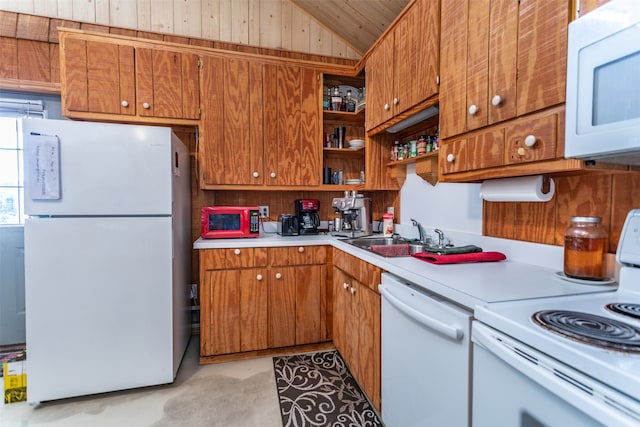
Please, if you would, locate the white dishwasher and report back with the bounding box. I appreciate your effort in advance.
[379,273,472,427]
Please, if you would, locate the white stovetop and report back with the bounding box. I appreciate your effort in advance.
[194,231,616,311]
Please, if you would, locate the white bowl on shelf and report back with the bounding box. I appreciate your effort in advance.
[348,139,365,148]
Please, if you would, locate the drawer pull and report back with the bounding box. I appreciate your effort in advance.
[343,282,349,290]
[256,274,263,281]
[524,134,537,147]
[384,103,390,111]
[393,97,399,105]
[350,286,357,295]
[468,104,478,115]
[491,95,502,106]
[298,247,305,253]
[252,171,259,178]
[270,172,276,178]
[121,100,129,107]
[142,102,150,109]
[446,153,455,163]
[233,248,241,255]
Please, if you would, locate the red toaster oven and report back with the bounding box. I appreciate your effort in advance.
[200,206,260,238]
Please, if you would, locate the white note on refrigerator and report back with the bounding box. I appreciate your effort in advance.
[26,133,61,200]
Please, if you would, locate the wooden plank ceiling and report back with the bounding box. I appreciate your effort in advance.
[289,0,411,55]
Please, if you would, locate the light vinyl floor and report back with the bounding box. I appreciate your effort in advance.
[0,338,283,427]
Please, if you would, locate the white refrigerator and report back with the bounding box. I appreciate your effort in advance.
[20,118,191,404]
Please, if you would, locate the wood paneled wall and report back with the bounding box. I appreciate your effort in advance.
[483,173,640,254]
[0,0,360,59]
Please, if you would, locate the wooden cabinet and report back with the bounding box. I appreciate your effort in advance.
[199,245,328,360]
[268,246,327,347]
[198,55,266,186]
[264,63,321,187]
[199,61,321,189]
[199,248,269,356]
[439,0,569,139]
[332,248,382,412]
[366,0,440,132]
[59,31,200,122]
[438,106,583,181]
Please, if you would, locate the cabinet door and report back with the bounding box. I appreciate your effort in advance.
[516,0,568,116]
[136,48,200,119]
[439,0,468,139]
[61,38,135,116]
[393,3,417,116]
[269,265,323,347]
[264,64,320,186]
[201,269,241,355]
[357,284,381,412]
[239,268,268,352]
[332,268,354,363]
[416,0,440,104]
[198,56,265,186]
[200,267,267,356]
[365,35,394,131]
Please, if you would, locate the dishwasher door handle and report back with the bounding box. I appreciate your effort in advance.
[380,284,464,341]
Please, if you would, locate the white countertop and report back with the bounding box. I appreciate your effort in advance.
[194,233,616,311]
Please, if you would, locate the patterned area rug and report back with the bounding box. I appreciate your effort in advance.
[273,350,382,427]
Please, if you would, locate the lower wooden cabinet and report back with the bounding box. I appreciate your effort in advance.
[199,246,328,359]
[332,249,382,412]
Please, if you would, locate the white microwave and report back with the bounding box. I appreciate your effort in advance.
[565,0,640,165]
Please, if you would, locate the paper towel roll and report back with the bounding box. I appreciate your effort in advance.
[479,175,555,202]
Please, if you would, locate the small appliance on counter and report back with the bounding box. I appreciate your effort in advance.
[295,199,320,235]
[278,214,299,236]
[200,206,260,238]
[331,191,372,237]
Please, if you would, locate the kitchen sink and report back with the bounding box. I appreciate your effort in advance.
[341,236,422,257]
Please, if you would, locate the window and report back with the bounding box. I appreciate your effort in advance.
[0,98,46,225]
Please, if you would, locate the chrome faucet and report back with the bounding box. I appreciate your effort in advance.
[410,219,431,245]
[434,228,445,248]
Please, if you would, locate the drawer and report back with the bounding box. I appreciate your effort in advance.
[504,113,557,164]
[269,245,327,266]
[333,248,369,285]
[200,247,268,270]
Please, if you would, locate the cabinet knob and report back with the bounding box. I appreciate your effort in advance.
[142,102,150,109]
[275,272,282,279]
[252,171,259,178]
[468,104,478,115]
[350,286,356,295]
[256,274,263,281]
[270,172,276,178]
[446,153,456,163]
[343,282,349,290]
[121,100,129,108]
[491,95,502,106]
[233,248,241,255]
[524,134,537,147]
[393,97,399,105]
[384,103,390,111]
[517,147,526,156]
[298,247,305,253]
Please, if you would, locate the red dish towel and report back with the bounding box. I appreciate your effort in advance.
[412,251,506,264]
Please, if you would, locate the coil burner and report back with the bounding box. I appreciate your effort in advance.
[532,310,640,353]
[606,303,640,320]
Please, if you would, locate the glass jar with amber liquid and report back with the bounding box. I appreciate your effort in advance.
[564,216,608,280]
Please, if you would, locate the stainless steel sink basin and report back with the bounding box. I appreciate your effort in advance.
[341,236,422,257]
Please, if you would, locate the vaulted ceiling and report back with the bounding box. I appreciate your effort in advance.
[290,0,411,55]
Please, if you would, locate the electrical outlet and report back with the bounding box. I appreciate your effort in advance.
[259,205,269,218]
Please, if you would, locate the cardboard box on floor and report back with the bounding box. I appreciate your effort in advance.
[3,361,27,404]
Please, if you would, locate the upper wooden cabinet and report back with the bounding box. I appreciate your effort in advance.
[264,63,321,187]
[199,60,321,189]
[198,54,266,186]
[366,0,440,132]
[439,0,569,139]
[59,31,201,123]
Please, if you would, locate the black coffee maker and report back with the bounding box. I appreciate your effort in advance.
[295,199,320,235]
